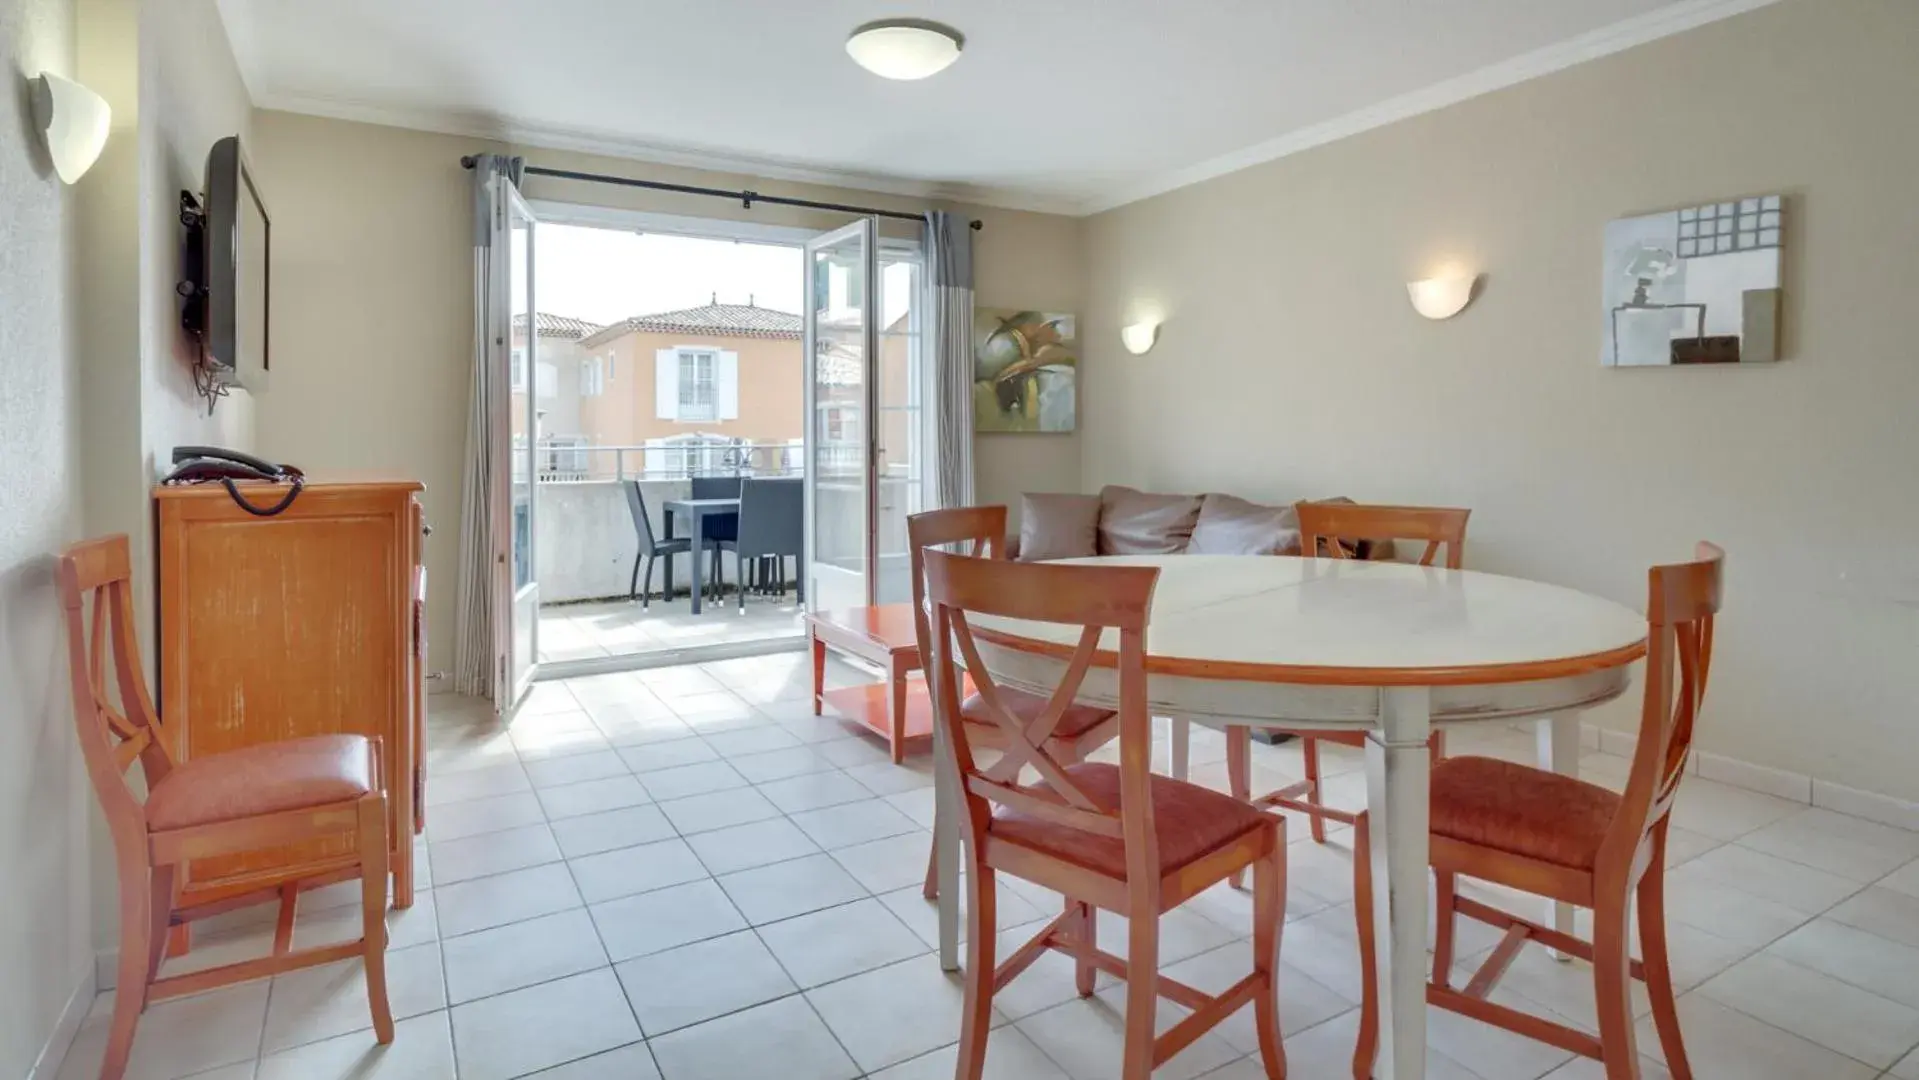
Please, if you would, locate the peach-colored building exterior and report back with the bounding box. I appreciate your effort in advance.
[564,301,914,481]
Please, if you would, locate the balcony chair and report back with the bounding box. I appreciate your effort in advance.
[625,481,722,609]
[1222,502,1468,861]
[59,535,393,1080]
[715,476,804,610]
[922,550,1288,1080]
[1351,542,1723,1080]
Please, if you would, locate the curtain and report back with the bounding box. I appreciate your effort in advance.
[924,212,975,510]
[452,153,523,700]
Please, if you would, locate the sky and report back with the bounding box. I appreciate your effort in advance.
[535,224,803,324]
[535,222,916,330]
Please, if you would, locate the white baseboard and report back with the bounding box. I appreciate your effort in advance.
[28,967,96,1080]
[1576,720,1919,828]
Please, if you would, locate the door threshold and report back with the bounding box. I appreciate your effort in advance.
[535,634,807,679]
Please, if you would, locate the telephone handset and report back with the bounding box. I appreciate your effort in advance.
[164,446,305,516]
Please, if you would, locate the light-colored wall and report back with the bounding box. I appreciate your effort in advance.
[249,114,1085,664]
[249,112,485,669]
[138,0,253,468]
[1081,0,1919,800]
[1,1,96,1076]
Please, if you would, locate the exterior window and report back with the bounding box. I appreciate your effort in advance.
[510,347,527,391]
[580,356,605,397]
[679,350,717,421]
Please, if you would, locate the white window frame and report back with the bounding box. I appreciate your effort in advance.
[678,349,718,422]
[580,355,605,397]
[511,347,527,392]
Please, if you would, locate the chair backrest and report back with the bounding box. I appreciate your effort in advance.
[625,481,661,556]
[690,475,743,501]
[736,477,803,557]
[905,505,1008,671]
[1295,501,1470,568]
[922,550,1161,881]
[58,535,176,843]
[1599,542,1724,880]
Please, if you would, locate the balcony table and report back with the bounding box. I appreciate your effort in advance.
[661,496,739,614]
[932,554,1647,1080]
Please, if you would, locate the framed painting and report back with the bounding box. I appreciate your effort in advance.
[1602,195,1783,366]
[974,309,1077,432]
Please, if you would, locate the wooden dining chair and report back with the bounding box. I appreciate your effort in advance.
[1350,542,1723,1080]
[1224,502,1470,849]
[923,550,1289,1080]
[906,505,1121,900]
[59,536,393,1080]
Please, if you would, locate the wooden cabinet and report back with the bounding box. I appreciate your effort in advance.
[155,479,426,913]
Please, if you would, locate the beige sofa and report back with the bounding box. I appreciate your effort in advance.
[1011,485,1392,562]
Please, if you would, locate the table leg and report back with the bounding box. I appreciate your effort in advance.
[1169,716,1190,781]
[934,718,962,972]
[662,514,676,600]
[689,514,706,615]
[1537,714,1581,959]
[811,633,827,716]
[1365,686,1433,1080]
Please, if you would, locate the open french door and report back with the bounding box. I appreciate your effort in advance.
[803,218,879,611]
[491,179,540,711]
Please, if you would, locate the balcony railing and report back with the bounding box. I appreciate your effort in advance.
[513,439,868,483]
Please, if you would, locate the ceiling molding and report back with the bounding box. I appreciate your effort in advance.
[248,89,1087,217]
[1074,0,1787,216]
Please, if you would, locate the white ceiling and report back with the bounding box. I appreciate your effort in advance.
[215,0,1774,215]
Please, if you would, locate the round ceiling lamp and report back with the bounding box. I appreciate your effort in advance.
[845,19,964,80]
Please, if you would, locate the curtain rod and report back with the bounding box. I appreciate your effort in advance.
[461,157,982,231]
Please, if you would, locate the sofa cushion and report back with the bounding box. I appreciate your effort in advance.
[1097,486,1202,556]
[1186,494,1302,556]
[1018,493,1101,562]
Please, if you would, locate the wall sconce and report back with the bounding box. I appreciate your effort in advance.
[1406,273,1477,320]
[1120,321,1160,355]
[30,73,112,184]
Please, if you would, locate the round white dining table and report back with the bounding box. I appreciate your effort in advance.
[930,554,1648,1080]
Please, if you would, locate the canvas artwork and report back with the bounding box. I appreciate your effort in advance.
[1602,195,1784,366]
[974,309,1078,432]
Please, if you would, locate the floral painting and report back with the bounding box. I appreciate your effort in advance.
[973,309,1077,433]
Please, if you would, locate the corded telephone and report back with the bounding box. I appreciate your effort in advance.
[163,446,305,516]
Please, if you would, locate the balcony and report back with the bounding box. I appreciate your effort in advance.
[527,441,887,664]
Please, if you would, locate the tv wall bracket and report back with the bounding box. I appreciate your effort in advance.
[177,189,208,340]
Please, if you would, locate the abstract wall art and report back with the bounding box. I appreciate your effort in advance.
[1603,195,1784,366]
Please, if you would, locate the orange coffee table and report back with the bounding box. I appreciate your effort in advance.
[808,604,934,764]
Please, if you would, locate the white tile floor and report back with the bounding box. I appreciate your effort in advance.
[536,595,804,664]
[52,651,1919,1079]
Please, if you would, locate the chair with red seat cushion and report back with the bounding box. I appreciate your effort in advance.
[923,548,1288,1080]
[905,505,1120,901]
[59,535,394,1080]
[1352,542,1724,1080]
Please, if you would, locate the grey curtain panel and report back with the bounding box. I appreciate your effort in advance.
[453,153,523,700]
[925,211,975,510]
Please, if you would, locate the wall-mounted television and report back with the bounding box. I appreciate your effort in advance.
[186,135,270,391]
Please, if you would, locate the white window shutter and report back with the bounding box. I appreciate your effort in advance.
[655,349,679,420]
[718,351,740,420]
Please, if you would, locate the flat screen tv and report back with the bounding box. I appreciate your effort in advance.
[201,135,269,390]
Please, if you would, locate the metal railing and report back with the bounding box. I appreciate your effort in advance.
[512,439,869,483]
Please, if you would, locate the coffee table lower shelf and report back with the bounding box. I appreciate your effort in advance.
[821,681,935,757]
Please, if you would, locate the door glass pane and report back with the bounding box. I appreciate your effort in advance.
[807,223,870,612]
[874,251,922,604]
[505,191,539,700]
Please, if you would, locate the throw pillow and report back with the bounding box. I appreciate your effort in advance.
[1018,493,1101,561]
[1186,494,1302,556]
[1097,485,1203,556]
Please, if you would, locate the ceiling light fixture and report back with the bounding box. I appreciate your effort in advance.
[846,19,964,81]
